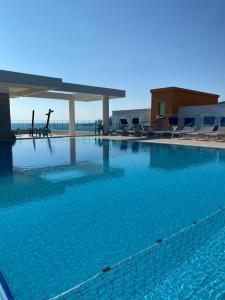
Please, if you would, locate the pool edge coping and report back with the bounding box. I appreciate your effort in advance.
[0,271,14,300]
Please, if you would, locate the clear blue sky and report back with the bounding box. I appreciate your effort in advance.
[1,0,225,121]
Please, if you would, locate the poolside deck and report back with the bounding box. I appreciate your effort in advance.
[16,132,225,149]
[138,137,225,149]
[102,135,225,149]
[16,131,95,140]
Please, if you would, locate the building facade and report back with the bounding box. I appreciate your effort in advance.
[111,108,150,128]
[179,103,225,128]
[150,87,219,129]
[112,87,223,131]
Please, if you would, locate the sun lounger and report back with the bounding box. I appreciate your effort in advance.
[128,118,141,136]
[152,130,171,138]
[184,126,215,139]
[36,127,51,137]
[215,127,225,140]
[141,126,155,136]
[171,126,194,138]
[187,116,216,140]
[204,117,225,141]
[171,117,195,138]
[205,127,224,140]
[116,119,129,135]
[128,124,142,136]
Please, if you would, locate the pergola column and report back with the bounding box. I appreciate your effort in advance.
[0,93,12,140]
[69,100,76,136]
[102,140,109,175]
[70,138,76,165]
[0,142,13,176]
[102,95,109,134]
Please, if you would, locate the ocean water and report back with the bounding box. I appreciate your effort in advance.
[0,137,225,300]
[11,122,95,131]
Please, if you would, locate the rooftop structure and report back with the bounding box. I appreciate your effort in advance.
[150,86,219,129]
[150,86,219,97]
[0,70,126,140]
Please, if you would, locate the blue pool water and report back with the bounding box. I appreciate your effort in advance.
[1,137,225,300]
[146,226,225,299]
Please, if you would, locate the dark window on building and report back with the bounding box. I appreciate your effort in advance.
[132,118,139,124]
[120,119,128,125]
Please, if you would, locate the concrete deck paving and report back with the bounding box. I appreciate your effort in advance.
[16,132,225,149]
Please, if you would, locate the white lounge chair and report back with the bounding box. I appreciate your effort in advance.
[204,118,225,141]
[128,124,142,136]
[171,125,195,138]
[182,116,216,140]
[205,126,225,140]
[116,119,129,135]
[141,126,155,136]
[184,125,215,140]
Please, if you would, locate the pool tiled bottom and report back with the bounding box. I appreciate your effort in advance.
[146,226,225,300]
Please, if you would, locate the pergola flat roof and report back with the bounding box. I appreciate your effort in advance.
[0,70,126,101]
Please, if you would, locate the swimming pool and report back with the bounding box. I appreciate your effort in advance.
[0,137,225,299]
[146,225,225,299]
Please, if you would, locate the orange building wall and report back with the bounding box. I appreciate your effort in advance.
[150,87,219,129]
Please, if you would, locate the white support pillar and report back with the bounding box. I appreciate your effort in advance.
[69,100,76,136]
[102,140,109,175]
[70,137,76,165]
[102,95,109,134]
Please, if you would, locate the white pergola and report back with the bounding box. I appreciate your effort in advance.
[0,70,125,140]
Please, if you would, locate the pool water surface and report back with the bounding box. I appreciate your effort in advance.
[1,137,225,299]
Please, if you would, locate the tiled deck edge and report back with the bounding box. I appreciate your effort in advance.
[138,138,225,149]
